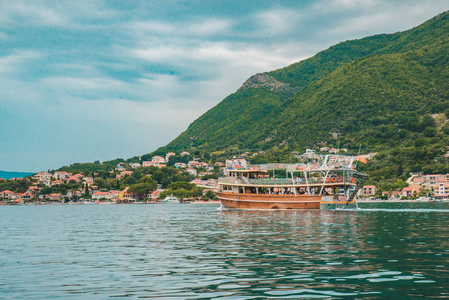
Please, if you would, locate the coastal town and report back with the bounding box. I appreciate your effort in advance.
[0,148,448,205]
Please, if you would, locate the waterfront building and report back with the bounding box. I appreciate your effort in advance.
[361,185,377,196]
[434,182,449,198]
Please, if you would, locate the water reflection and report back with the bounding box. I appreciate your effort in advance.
[0,204,449,298]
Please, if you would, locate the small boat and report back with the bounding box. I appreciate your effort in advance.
[217,155,368,210]
[161,196,179,203]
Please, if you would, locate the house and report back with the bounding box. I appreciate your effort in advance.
[390,191,403,199]
[362,185,377,196]
[66,190,82,198]
[142,161,152,167]
[401,185,422,198]
[180,151,190,156]
[92,191,109,200]
[120,171,133,176]
[52,180,64,186]
[434,182,449,198]
[84,177,94,184]
[320,147,330,152]
[174,162,186,168]
[108,190,120,200]
[418,174,449,189]
[27,186,41,193]
[47,193,63,201]
[53,171,71,180]
[165,152,176,162]
[34,171,52,185]
[121,192,137,202]
[147,189,163,200]
[152,156,165,163]
[329,148,339,154]
[186,167,197,176]
[129,163,141,169]
[304,149,315,155]
[67,175,81,182]
[118,187,136,202]
[19,192,32,201]
[188,161,200,168]
[198,162,209,168]
[0,190,15,200]
[214,162,224,167]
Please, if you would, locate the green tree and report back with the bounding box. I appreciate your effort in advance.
[128,183,154,200]
[168,181,194,190]
[423,127,437,137]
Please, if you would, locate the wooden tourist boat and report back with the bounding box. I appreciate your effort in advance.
[217,155,368,210]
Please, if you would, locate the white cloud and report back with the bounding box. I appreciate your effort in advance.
[254,9,303,37]
[2,0,449,172]
[41,76,127,92]
[0,2,67,26]
[187,19,234,36]
[0,50,41,75]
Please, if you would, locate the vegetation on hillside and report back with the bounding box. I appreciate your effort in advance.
[160,11,449,188]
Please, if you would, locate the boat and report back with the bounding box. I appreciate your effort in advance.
[216,155,368,210]
[161,196,179,203]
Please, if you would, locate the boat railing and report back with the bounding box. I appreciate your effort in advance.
[220,177,357,185]
[246,178,354,185]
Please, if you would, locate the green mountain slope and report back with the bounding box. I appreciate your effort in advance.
[163,11,449,189]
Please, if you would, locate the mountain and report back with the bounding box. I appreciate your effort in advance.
[161,11,449,189]
[0,171,34,180]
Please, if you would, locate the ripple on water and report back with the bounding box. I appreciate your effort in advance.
[1,204,449,298]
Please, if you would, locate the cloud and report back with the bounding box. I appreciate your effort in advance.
[0,50,42,75]
[253,9,304,38]
[0,2,67,26]
[2,0,449,172]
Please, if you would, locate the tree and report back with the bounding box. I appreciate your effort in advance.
[202,190,217,201]
[417,115,436,132]
[140,176,157,189]
[128,183,154,200]
[423,127,437,137]
[173,188,190,200]
[122,175,137,186]
[168,181,194,190]
[445,108,449,118]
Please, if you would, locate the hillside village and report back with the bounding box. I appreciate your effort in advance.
[0,151,222,204]
[1,148,448,204]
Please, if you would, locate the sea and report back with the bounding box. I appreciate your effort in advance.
[1,203,449,299]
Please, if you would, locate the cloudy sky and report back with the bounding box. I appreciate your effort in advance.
[1,0,449,172]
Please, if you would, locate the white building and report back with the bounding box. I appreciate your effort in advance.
[165,152,176,162]
[305,149,315,155]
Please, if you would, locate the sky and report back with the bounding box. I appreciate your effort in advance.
[1,0,449,172]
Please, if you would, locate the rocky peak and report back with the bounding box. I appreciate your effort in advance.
[238,73,291,93]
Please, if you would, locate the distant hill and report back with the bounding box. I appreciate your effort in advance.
[161,11,449,189]
[0,171,34,180]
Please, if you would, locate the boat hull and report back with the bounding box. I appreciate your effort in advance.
[216,192,321,210]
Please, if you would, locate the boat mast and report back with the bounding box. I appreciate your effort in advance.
[304,170,311,196]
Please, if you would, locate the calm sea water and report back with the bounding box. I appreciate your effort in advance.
[1,203,449,299]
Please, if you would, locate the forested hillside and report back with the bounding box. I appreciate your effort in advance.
[162,11,449,189]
